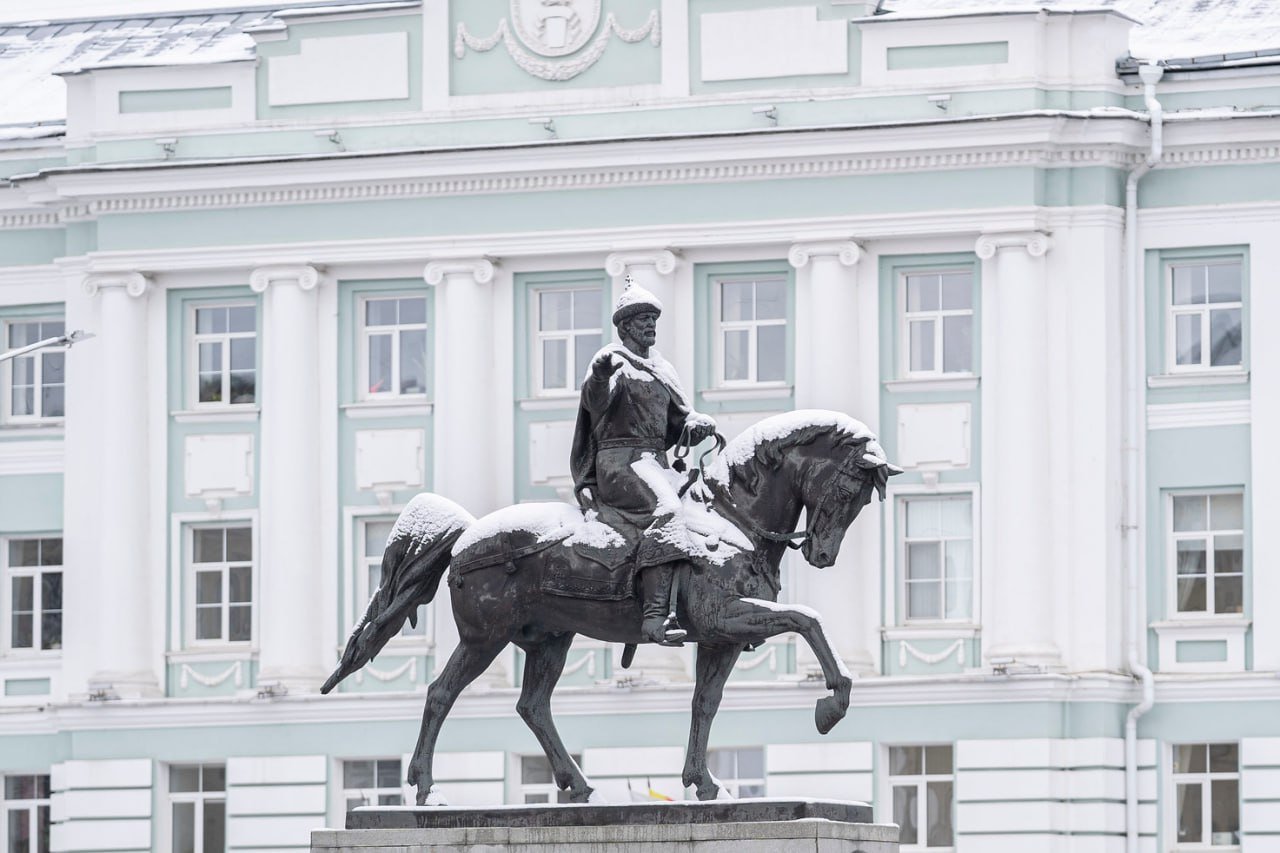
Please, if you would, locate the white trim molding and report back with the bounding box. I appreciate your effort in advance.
[1147,371,1249,389]
[974,230,1052,259]
[0,441,63,475]
[1147,399,1251,430]
[249,264,320,292]
[1152,617,1250,674]
[82,271,150,298]
[787,240,861,268]
[423,257,496,285]
[604,249,678,277]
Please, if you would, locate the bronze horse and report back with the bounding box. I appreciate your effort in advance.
[323,410,899,804]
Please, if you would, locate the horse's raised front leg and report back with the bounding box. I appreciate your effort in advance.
[406,639,507,805]
[515,633,597,803]
[720,598,853,735]
[682,643,742,801]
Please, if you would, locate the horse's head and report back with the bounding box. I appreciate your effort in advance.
[709,410,902,569]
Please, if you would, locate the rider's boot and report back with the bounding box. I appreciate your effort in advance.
[641,564,687,646]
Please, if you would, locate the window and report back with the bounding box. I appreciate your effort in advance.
[360,295,427,399]
[168,765,225,853]
[192,304,256,406]
[533,288,602,395]
[3,774,50,853]
[1171,493,1244,616]
[889,745,954,849]
[902,271,973,376]
[519,754,580,803]
[1173,743,1239,846]
[1168,260,1242,372]
[3,538,62,653]
[716,277,786,385]
[357,519,427,639]
[705,748,764,798]
[901,497,973,622]
[3,319,65,422]
[189,526,252,644]
[342,759,403,810]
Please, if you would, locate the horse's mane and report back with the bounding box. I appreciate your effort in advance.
[708,412,878,496]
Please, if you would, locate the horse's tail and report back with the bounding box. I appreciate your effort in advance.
[321,494,475,695]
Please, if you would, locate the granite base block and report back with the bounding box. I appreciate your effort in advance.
[311,800,899,852]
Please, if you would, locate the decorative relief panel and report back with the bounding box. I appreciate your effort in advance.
[528,420,575,487]
[268,33,410,106]
[354,428,425,493]
[896,402,971,470]
[700,6,849,82]
[455,0,660,81]
[184,434,254,499]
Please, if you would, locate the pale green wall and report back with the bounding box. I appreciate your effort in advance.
[0,229,63,267]
[887,40,1008,70]
[119,86,233,113]
[0,474,62,533]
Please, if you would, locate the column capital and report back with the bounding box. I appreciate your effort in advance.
[249,264,321,293]
[83,271,150,298]
[975,231,1052,260]
[604,249,678,277]
[423,257,496,286]
[788,240,861,269]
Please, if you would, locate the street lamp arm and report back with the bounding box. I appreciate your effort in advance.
[0,329,96,363]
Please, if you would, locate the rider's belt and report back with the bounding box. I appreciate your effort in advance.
[596,438,667,452]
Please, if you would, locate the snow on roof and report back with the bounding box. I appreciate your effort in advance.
[879,0,1280,62]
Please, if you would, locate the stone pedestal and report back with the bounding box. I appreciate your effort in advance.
[312,800,898,852]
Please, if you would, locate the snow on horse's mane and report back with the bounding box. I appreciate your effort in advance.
[706,409,886,484]
[452,502,624,556]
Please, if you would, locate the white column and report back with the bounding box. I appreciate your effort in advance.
[251,264,326,692]
[789,241,876,674]
[976,231,1061,668]
[605,251,687,378]
[424,257,504,683]
[1250,234,1280,671]
[84,272,160,697]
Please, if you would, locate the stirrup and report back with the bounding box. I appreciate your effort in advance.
[662,616,688,646]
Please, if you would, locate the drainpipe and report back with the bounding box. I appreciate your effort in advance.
[1124,61,1163,853]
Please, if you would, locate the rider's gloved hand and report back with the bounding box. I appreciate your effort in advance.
[591,351,618,379]
[686,413,718,444]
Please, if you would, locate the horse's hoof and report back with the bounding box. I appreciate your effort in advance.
[695,783,720,801]
[815,695,846,734]
[416,785,449,806]
[568,787,598,804]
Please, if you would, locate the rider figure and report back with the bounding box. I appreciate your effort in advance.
[570,278,717,646]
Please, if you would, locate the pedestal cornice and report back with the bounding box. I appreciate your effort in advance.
[787,240,861,269]
[423,257,496,285]
[83,271,150,298]
[249,264,321,292]
[975,231,1052,260]
[604,249,677,277]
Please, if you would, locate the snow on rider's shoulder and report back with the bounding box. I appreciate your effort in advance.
[706,409,882,483]
[390,494,475,549]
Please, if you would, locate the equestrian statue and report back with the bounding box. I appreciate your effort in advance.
[323,278,902,805]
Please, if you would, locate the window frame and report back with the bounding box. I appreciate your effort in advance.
[1164,258,1245,375]
[2,773,51,853]
[341,757,406,811]
[183,522,256,649]
[1167,742,1240,848]
[353,516,431,645]
[166,764,226,853]
[898,268,975,380]
[1166,489,1246,621]
[703,747,765,799]
[884,744,955,851]
[1,535,63,656]
[188,301,258,410]
[711,275,790,389]
[2,317,67,425]
[529,283,605,399]
[356,292,429,403]
[517,753,582,804]
[897,493,978,626]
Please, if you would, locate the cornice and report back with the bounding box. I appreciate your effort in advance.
[0,211,59,230]
[248,264,321,292]
[604,249,677,277]
[788,240,861,268]
[82,271,150,298]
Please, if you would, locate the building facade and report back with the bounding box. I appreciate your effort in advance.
[1,0,1278,850]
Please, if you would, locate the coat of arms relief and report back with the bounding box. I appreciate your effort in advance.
[455,0,661,81]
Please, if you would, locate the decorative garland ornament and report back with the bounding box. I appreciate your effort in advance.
[455,4,661,82]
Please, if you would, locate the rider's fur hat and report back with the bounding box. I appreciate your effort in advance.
[612,276,664,326]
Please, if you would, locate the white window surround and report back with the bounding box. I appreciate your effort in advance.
[712,276,789,389]
[341,758,406,810]
[169,511,258,653]
[1164,259,1244,376]
[1165,742,1240,849]
[1151,617,1249,674]
[898,269,975,380]
[2,317,67,425]
[1166,490,1245,620]
[1,536,63,656]
[189,302,257,410]
[884,744,955,851]
[882,484,981,632]
[166,763,226,853]
[357,293,429,402]
[530,285,603,398]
